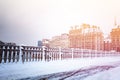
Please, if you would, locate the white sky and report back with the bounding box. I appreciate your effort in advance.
[0,0,120,46]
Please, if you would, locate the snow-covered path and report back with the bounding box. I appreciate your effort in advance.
[22,61,120,80]
[29,65,116,80]
[1,57,120,80]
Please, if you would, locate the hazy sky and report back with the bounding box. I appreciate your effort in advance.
[0,0,120,46]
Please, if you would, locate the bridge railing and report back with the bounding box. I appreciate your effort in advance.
[0,45,20,63]
[0,45,120,64]
[21,46,43,63]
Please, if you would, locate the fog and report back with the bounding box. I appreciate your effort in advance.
[0,0,120,45]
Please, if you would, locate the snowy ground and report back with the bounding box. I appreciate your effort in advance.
[84,65,120,80]
[0,57,120,80]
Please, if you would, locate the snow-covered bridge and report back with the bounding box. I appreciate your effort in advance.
[1,45,120,80]
[0,45,120,63]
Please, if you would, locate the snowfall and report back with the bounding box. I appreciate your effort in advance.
[1,57,120,80]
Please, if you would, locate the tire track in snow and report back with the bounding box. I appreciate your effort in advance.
[20,62,120,80]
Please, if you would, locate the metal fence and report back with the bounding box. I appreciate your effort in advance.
[0,45,120,63]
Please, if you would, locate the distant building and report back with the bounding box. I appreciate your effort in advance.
[0,41,16,46]
[42,39,50,48]
[6,42,16,46]
[103,35,111,51]
[110,17,120,52]
[38,40,42,47]
[49,33,69,48]
[69,24,104,50]
[110,25,120,52]
[0,41,5,45]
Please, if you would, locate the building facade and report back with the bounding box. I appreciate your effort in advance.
[103,35,111,51]
[38,40,42,47]
[42,39,50,48]
[110,26,120,52]
[0,41,16,46]
[69,24,104,50]
[49,33,69,48]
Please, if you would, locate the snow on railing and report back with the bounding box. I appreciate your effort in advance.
[21,46,43,63]
[0,45,120,64]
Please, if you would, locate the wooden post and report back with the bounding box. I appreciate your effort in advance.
[0,45,3,63]
[26,47,28,62]
[42,46,45,61]
[40,48,43,61]
[13,46,16,62]
[29,47,32,61]
[59,47,62,60]
[8,46,12,62]
[19,46,22,62]
[4,46,7,63]
[21,46,25,63]
[35,48,37,61]
[16,46,20,62]
[71,48,74,59]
